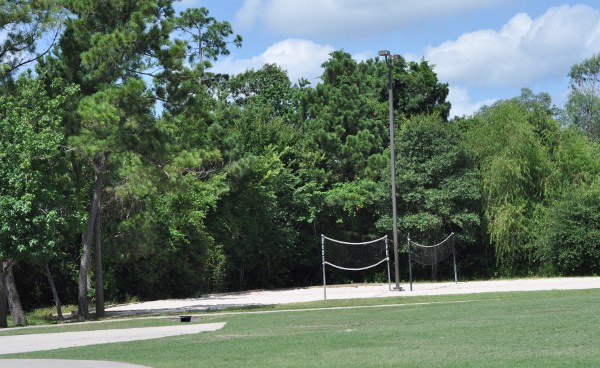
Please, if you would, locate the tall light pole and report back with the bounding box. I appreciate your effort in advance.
[379,50,403,291]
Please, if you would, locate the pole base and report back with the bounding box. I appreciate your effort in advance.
[393,286,404,291]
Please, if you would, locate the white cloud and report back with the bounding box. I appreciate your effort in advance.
[425,4,600,87]
[447,86,497,118]
[234,0,263,31]
[212,39,335,83]
[240,0,500,38]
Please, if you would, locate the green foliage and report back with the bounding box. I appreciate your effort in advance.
[546,127,600,195]
[6,3,600,309]
[467,89,600,275]
[297,52,453,235]
[70,79,155,156]
[224,64,296,117]
[175,7,242,66]
[535,178,600,275]
[207,100,305,288]
[469,101,552,271]
[296,52,390,239]
[562,53,600,140]
[0,76,78,262]
[395,58,451,121]
[0,0,63,78]
[532,128,600,275]
[208,152,297,289]
[392,114,480,246]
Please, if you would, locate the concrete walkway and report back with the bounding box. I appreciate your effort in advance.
[0,359,150,368]
[0,322,226,355]
[0,322,226,368]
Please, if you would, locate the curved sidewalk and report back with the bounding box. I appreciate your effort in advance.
[0,322,225,355]
[0,359,150,368]
[0,322,226,367]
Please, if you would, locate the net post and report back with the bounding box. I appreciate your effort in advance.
[385,236,391,291]
[452,233,458,284]
[321,234,327,300]
[408,234,413,291]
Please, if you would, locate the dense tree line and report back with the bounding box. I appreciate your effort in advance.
[1,1,599,326]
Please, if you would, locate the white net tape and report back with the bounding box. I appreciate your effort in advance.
[409,233,455,266]
[322,235,388,270]
[321,234,392,299]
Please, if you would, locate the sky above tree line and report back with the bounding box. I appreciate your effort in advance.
[175,0,600,117]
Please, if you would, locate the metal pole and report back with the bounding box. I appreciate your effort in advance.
[385,236,392,291]
[452,233,458,284]
[321,234,327,300]
[408,235,413,291]
[387,55,402,291]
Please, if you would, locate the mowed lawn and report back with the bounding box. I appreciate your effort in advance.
[2,289,599,367]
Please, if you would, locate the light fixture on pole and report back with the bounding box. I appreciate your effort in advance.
[379,50,403,291]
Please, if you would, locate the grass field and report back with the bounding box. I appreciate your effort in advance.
[1,289,599,367]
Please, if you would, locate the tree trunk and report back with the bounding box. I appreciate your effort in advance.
[4,263,27,326]
[94,207,104,318]
[44,262,63,321]
[78,152,107,320]
[198,24,203,85]
[0,264,8,328]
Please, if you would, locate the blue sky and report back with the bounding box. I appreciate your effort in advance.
[175,0,600,117]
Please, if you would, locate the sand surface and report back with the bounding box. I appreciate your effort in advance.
[104,276,600,316]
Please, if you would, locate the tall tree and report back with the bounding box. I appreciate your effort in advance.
[200,64,319,290]
[70,79,160,318]
[468,100,552,273]
[0,264,6,327]
[295,51,451,242]
[533,122,600,274]
[0,0,63,78]
[562,53,600,140]
[174,7,242,84]
[534,176,600,275]
[86,5,249,300]
[209,95,304,289]
[395,58,451,121]
[296,51,390,241]
[389,114,480,280]
[155,6,242,117]
[0,75,76,326]
[224,63,296,117]
[43,0,178,319]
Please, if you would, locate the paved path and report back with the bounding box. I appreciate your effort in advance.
[0,359,150,368]
[0,322,226,355]
[0,322,226,367]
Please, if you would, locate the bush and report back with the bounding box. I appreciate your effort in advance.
[535,178,600,275]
